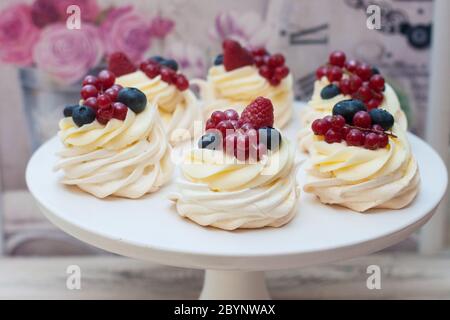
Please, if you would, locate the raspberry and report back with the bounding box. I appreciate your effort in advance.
[108,52,137,77]
[239,97,274,129]
[222,39,254,72]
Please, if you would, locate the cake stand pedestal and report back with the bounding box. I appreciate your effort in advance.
[26,132,447,300]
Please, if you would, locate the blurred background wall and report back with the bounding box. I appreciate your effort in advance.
[0,0,433,255]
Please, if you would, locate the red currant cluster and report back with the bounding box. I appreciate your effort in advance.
[316,51,386,110]
[251,49,290,86]
[200,97,280,161]
[139,58,189,91]
[311,111,390,150]
[80,70,127,124]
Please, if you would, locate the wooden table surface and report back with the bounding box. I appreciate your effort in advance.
[1,252,449,299]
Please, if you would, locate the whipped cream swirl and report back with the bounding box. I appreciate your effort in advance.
[193,65,294,128]
[298,77,408,153]
[55,104,173,198]
[303,125,420,212]
[170,139,300,230]
[116,70,201,144]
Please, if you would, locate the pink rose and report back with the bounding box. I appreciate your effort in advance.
[33,23,104,83]
[149,15,174,39]
[0,4,40,66]
[101,6,152,62]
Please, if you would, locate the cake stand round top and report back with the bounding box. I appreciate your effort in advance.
[26,120,447,271]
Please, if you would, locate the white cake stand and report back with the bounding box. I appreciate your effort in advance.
[26,107,447,300]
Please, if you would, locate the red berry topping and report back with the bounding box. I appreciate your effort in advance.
[367,98,382,110]
[111,84,123,92]
[210,111,226,125]
[329,51,346,67]
[324,128,342,143]
[369,74,385,92]
[259,65,273,79]
[224,109,239,121]
[84,97,98,110]
[205,118,216,130]
[331,115,346,130]
[378,133,389,148]
[97,94,112,109]
[254,55,265,67]
[344,59,359,73]
[353,111,372,128]
[175,74,189,91]
[355,63,372,81]
[268,53,285,68]
[251,47,267,56]
[349,75,363,93]
[339,78,351,95]
[372,124,384,132]
[269,77,281,86]
[82,75,100,89]
[104,87,119,102]
[239,96,274,129]
[274,66,289,80]
[142,63,160,78]
[311,118,331,135]
[216,120,235,137]
[364,132,379,150]
[96,106,113,125]
[112,102,128,121]
[316,66,328,80]
[222,39,254,72]
[326,66,343,82]
[98,70,116,90]
[108,52,137,77]
[345,129,364,146]
[81,84,98,100]
[160,67,175,84]
[355,85,372,102]
[340,124,351,137]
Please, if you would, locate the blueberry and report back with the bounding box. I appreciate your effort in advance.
[150,55,165,63]
[63,104,77,117]
[372,66,380,75]
[258,127,282,151]
[198,131,222,150]
[214,54,223,66]
[72,105,96,127]
[117,87,147,114]
[320,84,341,99]
[369,109,394,130]
[160,58,178,71]
[332,99,367,123]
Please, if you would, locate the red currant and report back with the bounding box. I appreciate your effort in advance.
[175,74,189,91]
[355,85,372,102]
[339,78,351,95]
[268,54,285,68]
[344,59,359,73]
[251,48,267,56]
[112,102,128,120]
[96,106,113,125]
[274,66,289,80]
[97,70,116,90]
[353,111,372,128]
[259,65,273,79]
[160,67,175,84]
[340,125,351,137]
[331,115,346,130]
[216,120,235,137]
[104,87,119,102]
[378,133,389,148]
[80,84,98,100]
[224,109,239,121]
[82,75,100,89]
[329,51,346,67]
[349,75,363,93]
[142,63,160,78]
[369,74,385,92]
[345,129,364,146]
[269,77,281,86]
[311,118,331,135]
[110,84,123,92]
[84,97,98,110]
[326,66,343,82]
[254,56,265,67]
[367,98,382,110]
[210,111,226,124]
[205,118,216,130]
[316,66,328,80]
[364,132,379,150]
[325,128,342,143]
[355,63,372,81]
[97,94,112,109]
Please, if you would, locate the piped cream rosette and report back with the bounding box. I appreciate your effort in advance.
[298,77,407,153]
[193,65,294,128]
[55,103,173,199]
[303,125,420,212]
[116,70,201,144]
[170,138,300,230]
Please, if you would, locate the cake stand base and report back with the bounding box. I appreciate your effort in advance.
[200,270,270,300]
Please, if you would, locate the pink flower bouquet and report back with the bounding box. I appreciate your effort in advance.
[0,0,174,84]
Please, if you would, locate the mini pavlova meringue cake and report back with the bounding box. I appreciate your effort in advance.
[170,97,300,230]
[55,69,173,199]
[108,52,201,144]
[193,39,294,129]
[298,50,407,153]
[303,103,420,213]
